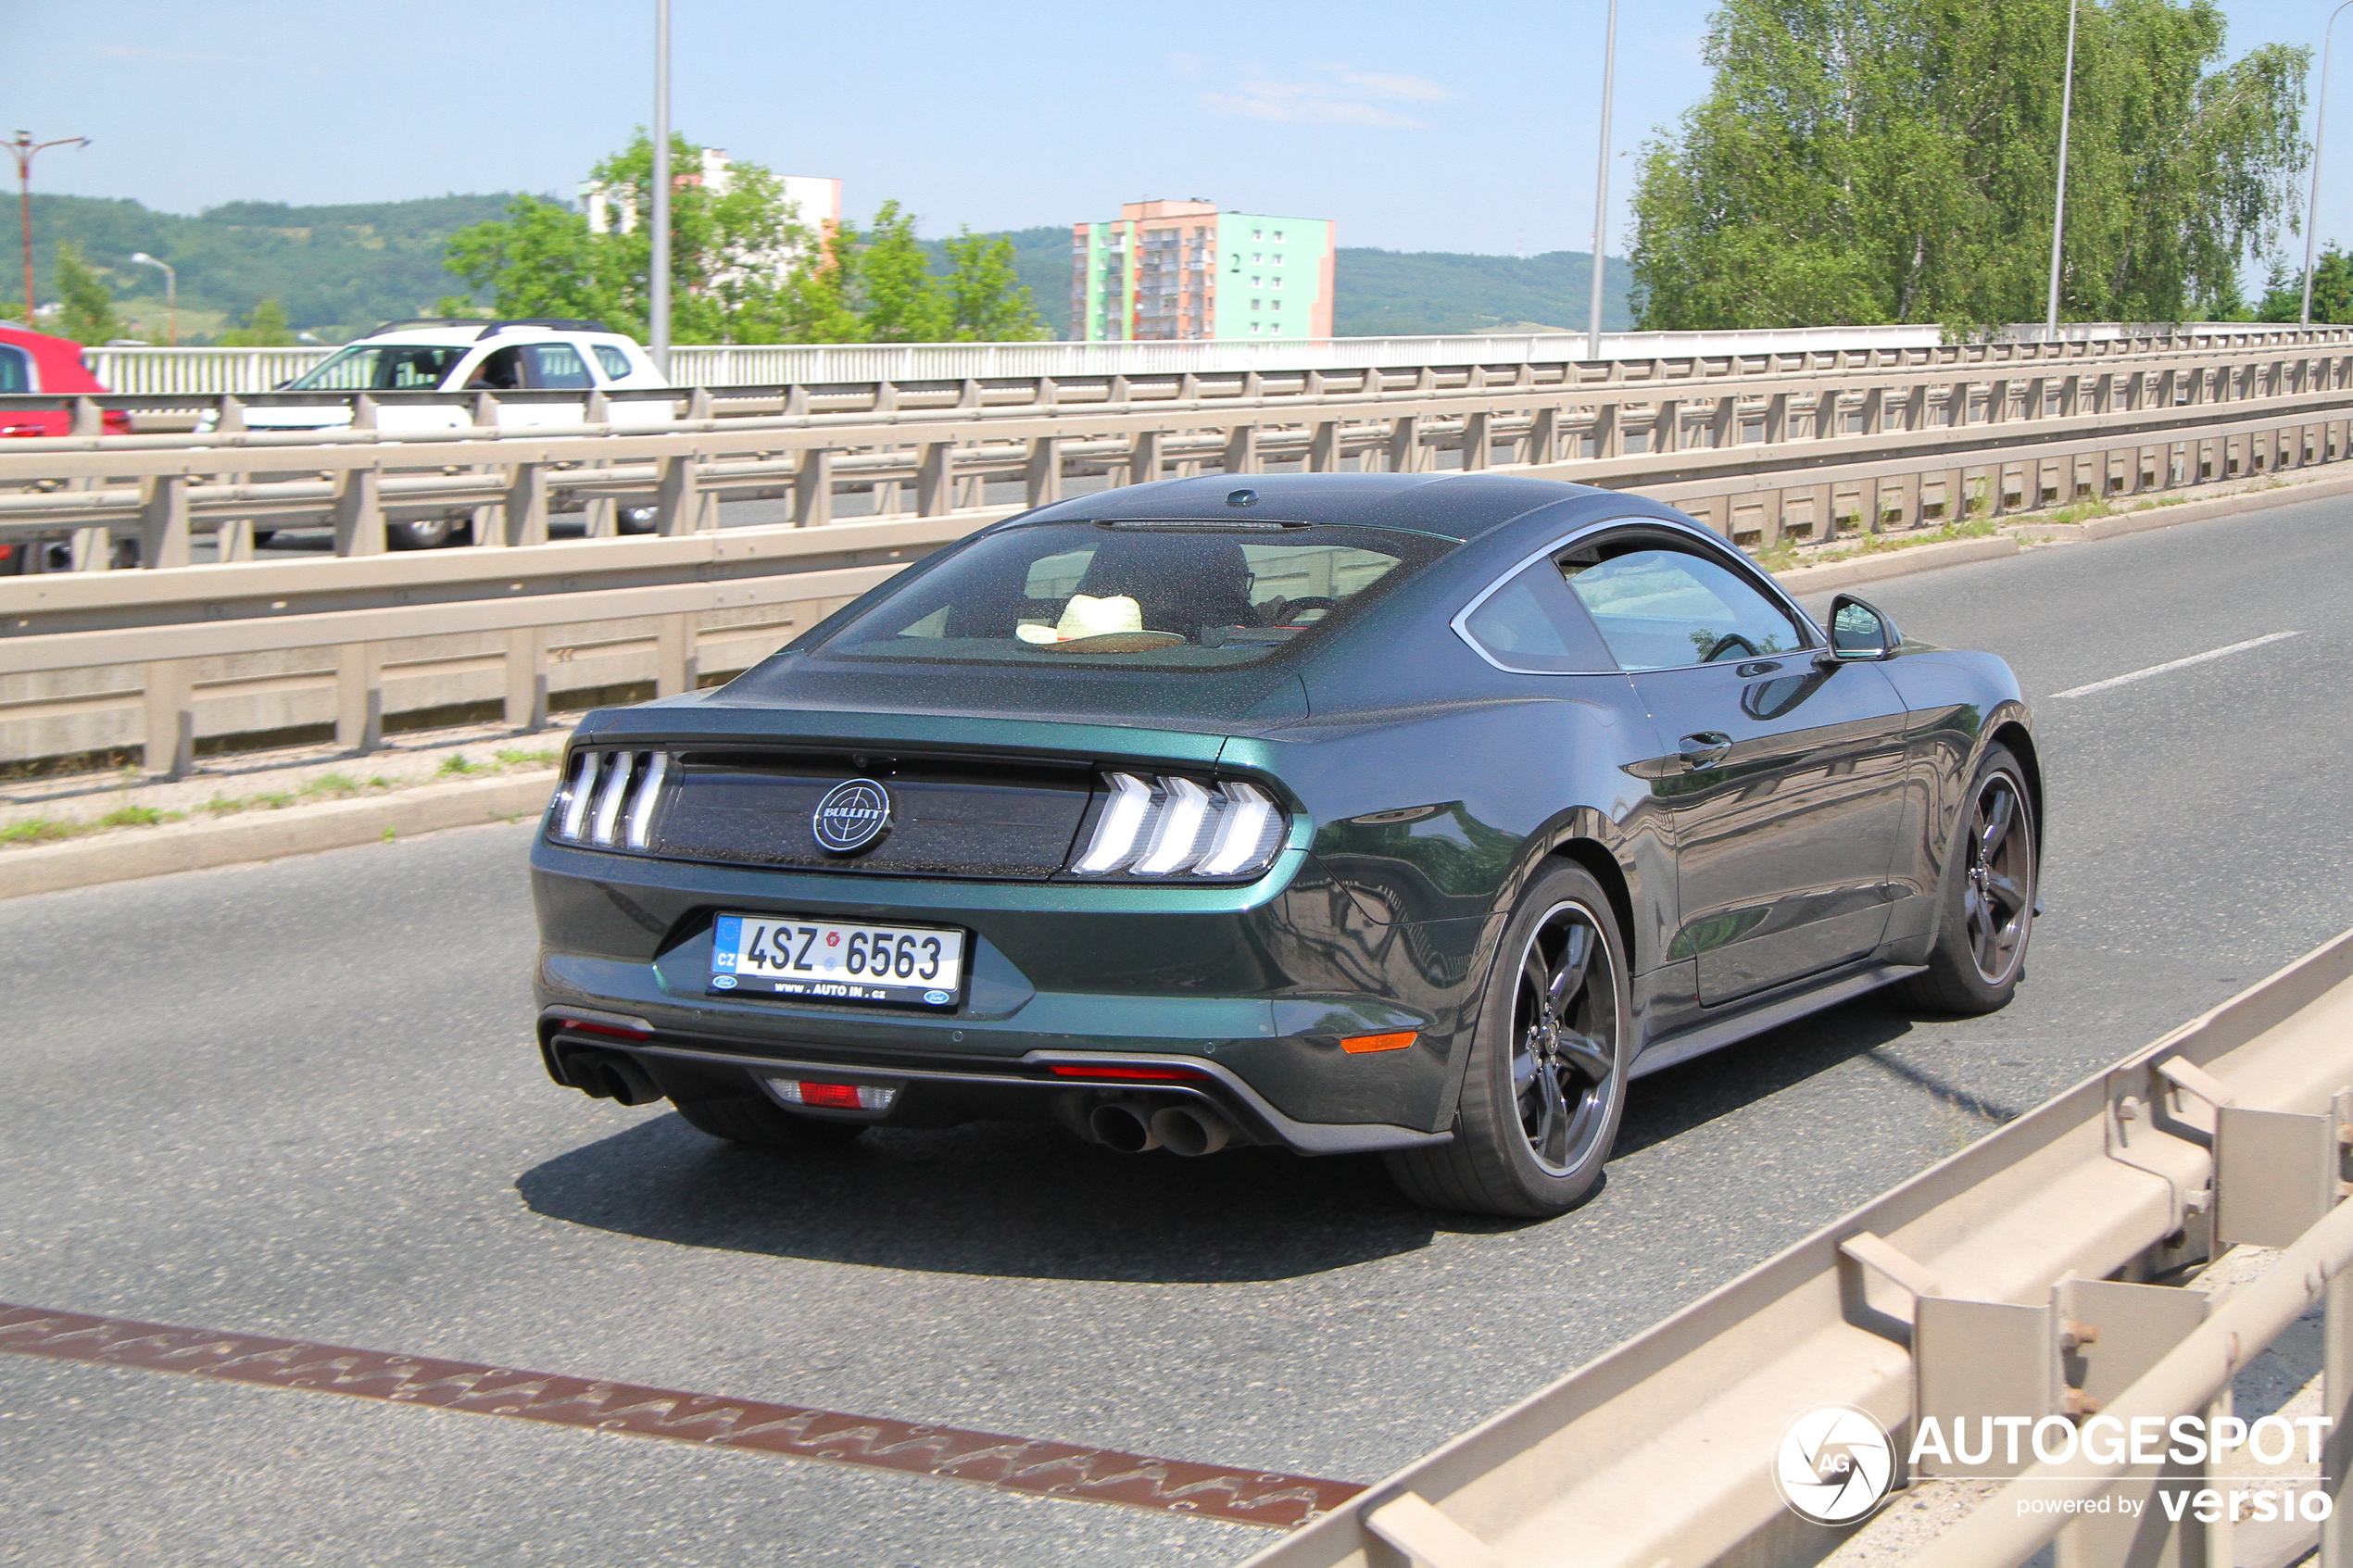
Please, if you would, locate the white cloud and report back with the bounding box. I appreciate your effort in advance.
[1198,62,1452,129]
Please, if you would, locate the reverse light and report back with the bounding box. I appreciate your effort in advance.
[768,1078,899,1111]
[1067,773,1286,879]
[549,749,668,850]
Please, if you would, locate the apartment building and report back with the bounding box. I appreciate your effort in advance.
[1069,200,1335,341]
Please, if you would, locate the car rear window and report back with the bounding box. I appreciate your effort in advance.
[810,521,1453,670]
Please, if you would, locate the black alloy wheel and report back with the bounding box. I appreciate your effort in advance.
[1897,744,2037,1014]
[1512,904,1618,1175]
[1386,861,1629,1218]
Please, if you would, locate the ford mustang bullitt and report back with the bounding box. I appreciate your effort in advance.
[531,473,2039,1217]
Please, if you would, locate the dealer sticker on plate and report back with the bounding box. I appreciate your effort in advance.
[710,914,965,1010]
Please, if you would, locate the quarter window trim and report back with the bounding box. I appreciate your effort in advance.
[1451,517,1822,677]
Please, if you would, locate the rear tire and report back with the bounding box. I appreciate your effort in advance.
[1894,744,2036,1016]
[1384,862,1629,1218]
[670,1095,868,1148]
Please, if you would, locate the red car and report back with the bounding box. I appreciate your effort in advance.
[0,323,132,435]
[1,323,132,572]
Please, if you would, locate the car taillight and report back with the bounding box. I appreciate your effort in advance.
[548,749,668,849]
[1066,772,1285,880]
[768,1079,898,1110]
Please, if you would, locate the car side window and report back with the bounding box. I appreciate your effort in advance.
[592,344,634,382]
[525,343,596,390]
[0,345,31,393]
[1563,543,1805,671]
[1460,558,1615,673]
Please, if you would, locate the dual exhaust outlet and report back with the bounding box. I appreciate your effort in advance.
[1087,1099,1237,1157]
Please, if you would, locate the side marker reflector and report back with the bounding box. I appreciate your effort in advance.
[1341,1032,1419,1054]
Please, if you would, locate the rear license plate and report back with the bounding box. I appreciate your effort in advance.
[710,914,966,1010]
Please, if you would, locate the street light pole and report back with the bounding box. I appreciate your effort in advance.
[7,131,91,325]
[649,0,672,375]
[1586,0,1620,363]
[2299,1,2353,327]
[2045,0,2080,340]
[130,252,176,345]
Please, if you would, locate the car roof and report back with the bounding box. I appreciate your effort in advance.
[0,323,108,392]
[1017,471,1618,544]
[348,323,638,349]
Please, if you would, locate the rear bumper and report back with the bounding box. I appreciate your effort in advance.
[538,1007,1452,1157]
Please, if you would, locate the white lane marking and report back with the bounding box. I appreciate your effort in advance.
[2051,632,2304,699]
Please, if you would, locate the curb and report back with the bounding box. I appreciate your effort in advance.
[1772,533,2020,594]
[0,771,557,901]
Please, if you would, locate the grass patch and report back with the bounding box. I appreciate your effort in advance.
[438,754,484,776]
[95,804,179,829]
[493,747,559,768]
[0,817,77,846]
[1767,513,1999,574]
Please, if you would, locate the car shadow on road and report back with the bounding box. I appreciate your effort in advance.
[1616,993,2020,1160]
[516,1113,1491,1285]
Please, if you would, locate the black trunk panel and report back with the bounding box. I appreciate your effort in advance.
[651,752,1093,879]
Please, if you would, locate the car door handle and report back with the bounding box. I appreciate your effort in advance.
[1678,732,1733,770]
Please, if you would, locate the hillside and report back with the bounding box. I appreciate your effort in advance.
[10,192,522,341]
[19,192,1631,343]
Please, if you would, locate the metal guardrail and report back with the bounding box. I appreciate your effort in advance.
[1239,926,2353,1568]
[71,322,2353,397]
[1,335,2348,773]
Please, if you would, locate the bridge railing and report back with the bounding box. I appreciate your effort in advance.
[1242,926,2353,1568]
[75,322,2353,397]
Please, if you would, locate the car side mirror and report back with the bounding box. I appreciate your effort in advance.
[1822,594,1898,662]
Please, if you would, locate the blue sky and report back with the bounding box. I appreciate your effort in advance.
[6,0,2347,271]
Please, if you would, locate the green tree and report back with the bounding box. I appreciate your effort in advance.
[940,229,1048,340]
[55,244,121,344]
[447,131,812,344]
[445,136,1047,345]
[2255,245,2353,323]
[218,296,295,345]
[857,201,953,342]
[1629,0,2310,332]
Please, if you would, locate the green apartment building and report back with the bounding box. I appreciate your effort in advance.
[1070,200,1335,342]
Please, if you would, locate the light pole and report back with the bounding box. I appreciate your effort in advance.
[7,131,91,324]
[2299,1,2353,326]
[649,0,672,375]
[1586,0,1620,363]
[2045,0,2080,340]
[130,252,176,345]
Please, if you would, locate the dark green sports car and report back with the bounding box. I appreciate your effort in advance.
[531,473,2040,1217]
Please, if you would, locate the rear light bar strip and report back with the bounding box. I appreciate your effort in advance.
[549,749,668,850]
[1069,772,1284,880]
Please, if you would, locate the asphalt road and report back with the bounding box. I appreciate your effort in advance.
[6,492,2352,1567]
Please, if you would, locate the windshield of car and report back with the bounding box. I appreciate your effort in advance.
[283,344,470,392]
[811,521,1452,670]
